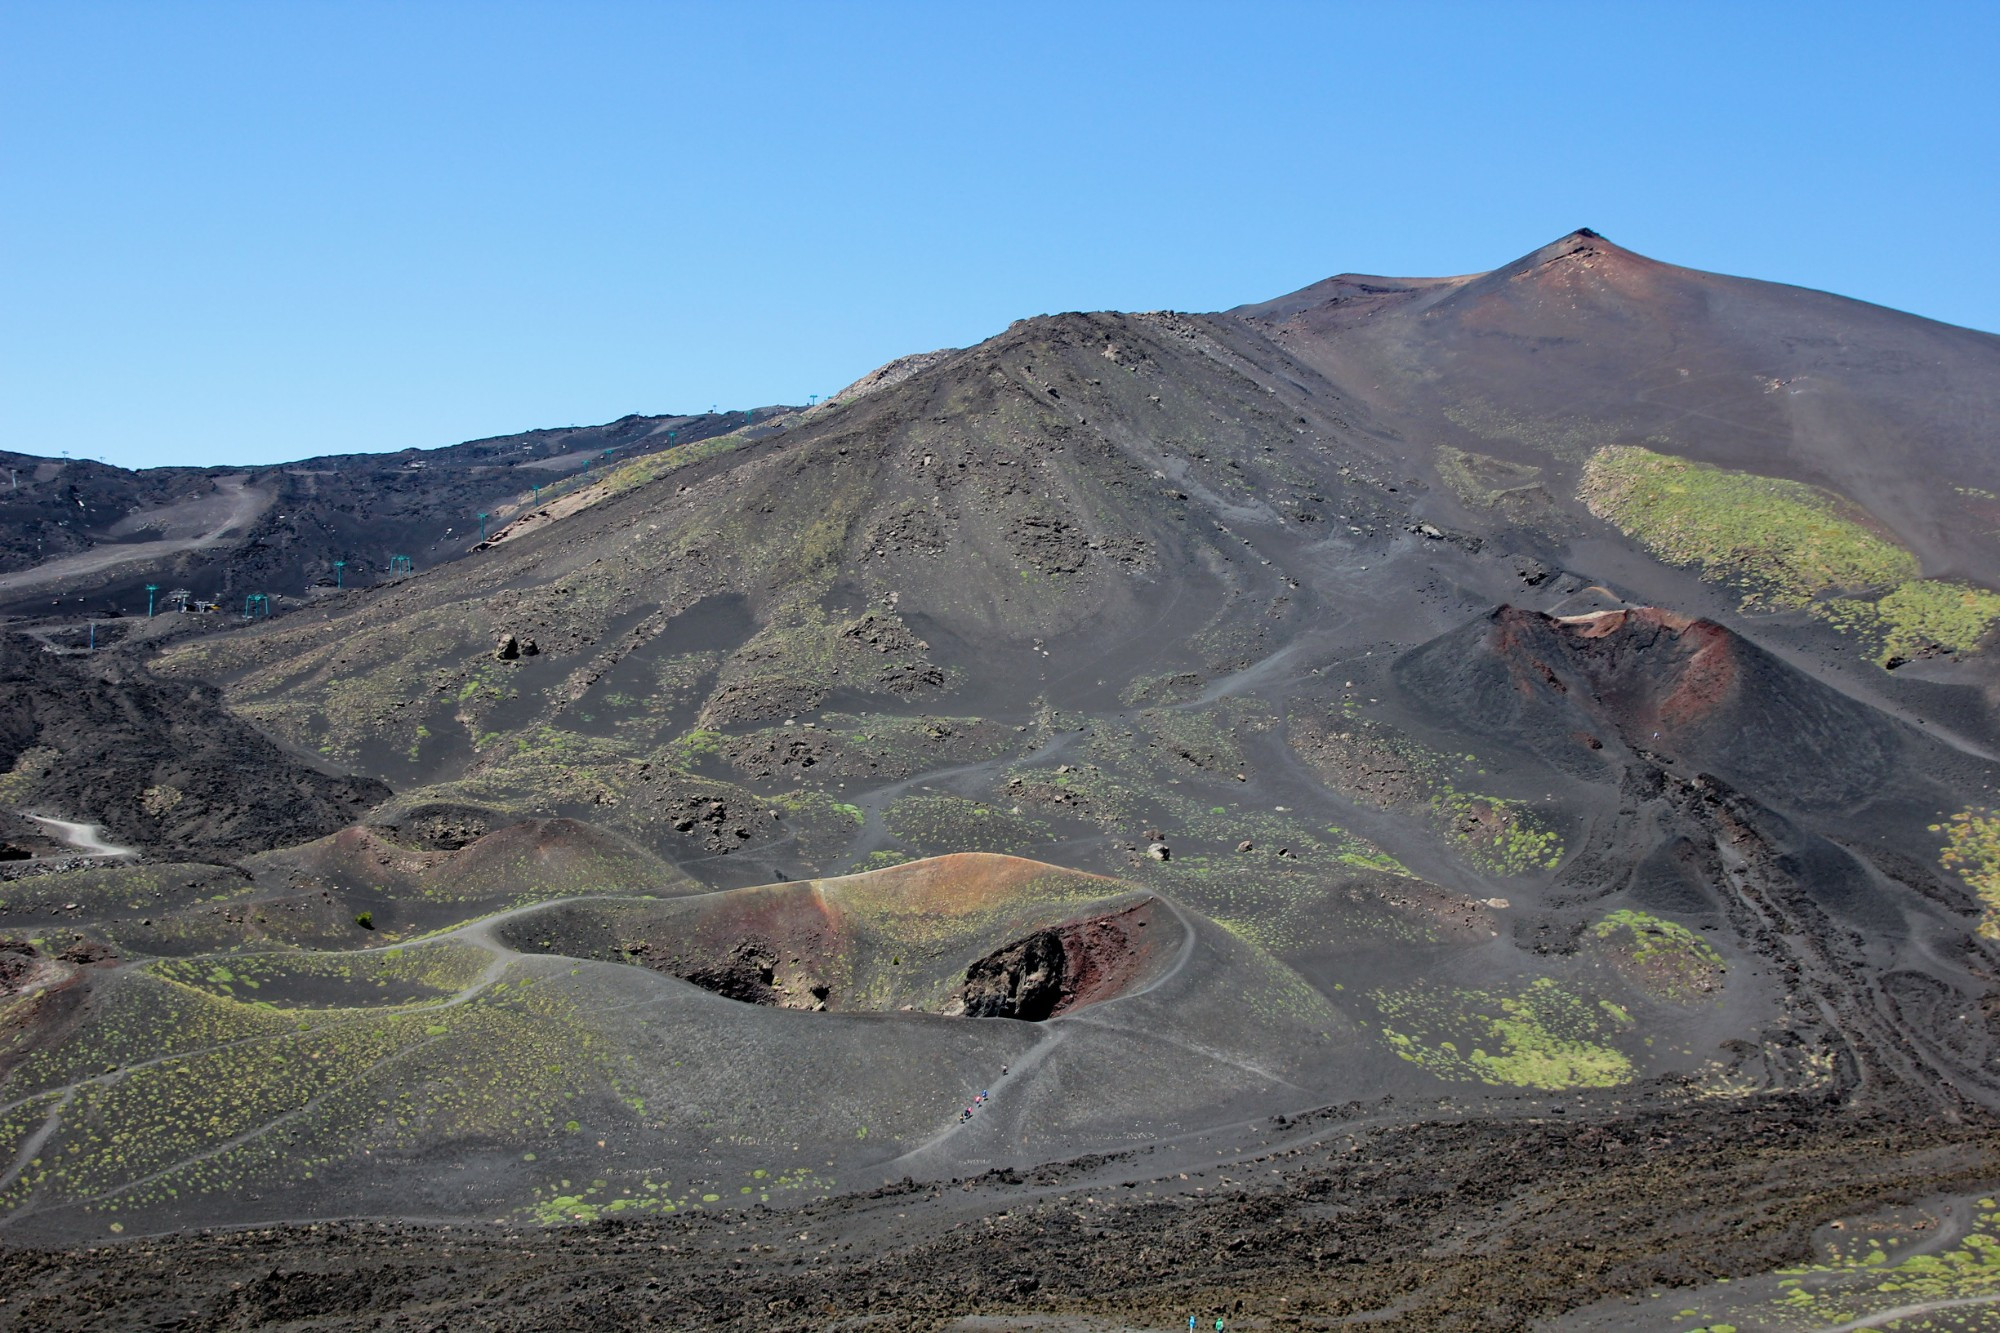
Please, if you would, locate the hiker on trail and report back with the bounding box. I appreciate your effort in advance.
[1188,1317,1196,1331]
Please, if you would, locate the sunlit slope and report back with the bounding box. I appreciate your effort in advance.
[1234,228,2000,592]
[145,308,1429,884]
[7,230,1994,1254]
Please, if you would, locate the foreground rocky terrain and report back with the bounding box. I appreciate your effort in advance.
[5,230,2000,1330]
[4,1096,1989,1331]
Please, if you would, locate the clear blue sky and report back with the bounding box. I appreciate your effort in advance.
[4,2,1996,470]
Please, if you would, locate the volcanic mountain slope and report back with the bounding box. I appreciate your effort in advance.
[141,229,2000,1069]
[1234,229,2000,677]
[0,406,778,621]
[7,232,2000,1330]
[149,306,1429,817]
[1233,228,2000,582]
[1378,603,2000,1102]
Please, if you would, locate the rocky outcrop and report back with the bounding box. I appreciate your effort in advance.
[0,635,389,857]
[954,901,1160,1022]
[960,929,1068,1020]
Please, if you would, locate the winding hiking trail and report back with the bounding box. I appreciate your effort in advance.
[0,475,270,597]
[878,892,1209,1173]
[1807,1294,2000,1332]
[25,816,135,859]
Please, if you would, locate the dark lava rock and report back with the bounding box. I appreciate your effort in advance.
[961,928,1067,1021]
[373,802,498,851]
[0,937,37,993]
[0,634,389,858]
[55,937,115,965]
[683,943,782,1005]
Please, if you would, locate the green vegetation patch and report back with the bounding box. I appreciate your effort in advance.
[149,940,491,1008]
[594,434,746,499]
[0,744,61,804]
[1290,707,1565,877]
[1820,577,2000,664]
[1587,909,1724,1003]
[0,963,620,1228]
[0,862,243,921]
[1581,444,1918,607]
[2,973,299,1101]
[762,789,876,863]
[1934,808,2000,939]
[431,724,638,813]
[520,1163,833,1225]
[1665,1196,2000,1333]
[1580,444,2000,662]
[1373,977,1636,1090]
[1428,789,1564,875]
[667,728,725,765]
[883,794,1053,857]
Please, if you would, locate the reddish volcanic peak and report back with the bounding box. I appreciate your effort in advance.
[1444,227,1684,325]
[1522,227,1627,263]
[1402,599,1899,809]
[1485,604,1742,733]
[1495,603,1714,641]
[1229,229,1679,332]
[1503,228,1661,278]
